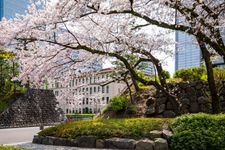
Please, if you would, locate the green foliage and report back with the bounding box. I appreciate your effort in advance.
[213,67,225,81]
[174,66,207,82]
[66,114,95,117]
[170,113,225,150]
[0,146,24,150]
[110,96,129,112]
[39,118,169,139]
[162,70,170,79]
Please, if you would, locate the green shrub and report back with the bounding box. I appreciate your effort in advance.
[174,66,206,82]
[213,67,225,81]
[110,96,129,112]
[170,113,225,150]
[39,118,169,139]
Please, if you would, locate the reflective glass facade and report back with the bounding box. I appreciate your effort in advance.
[175,31,201,70]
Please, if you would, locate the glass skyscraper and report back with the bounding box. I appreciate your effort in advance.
[0,0,30,20]
[175,31,202,70]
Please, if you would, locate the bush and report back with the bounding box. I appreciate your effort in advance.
[174,66,206,81]
[110,96,129,112]
[39,118,169,139]
[170,113,225,150]
[213,67,225,80]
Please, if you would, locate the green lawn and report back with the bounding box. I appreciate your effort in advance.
[0,146,24,150]
[39,118,170,139]
[66,113,95,117]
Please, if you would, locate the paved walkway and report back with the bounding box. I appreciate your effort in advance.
[15,142,117,150]
[0,127,40,144]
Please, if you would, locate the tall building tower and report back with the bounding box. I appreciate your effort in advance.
[175,31,202,71]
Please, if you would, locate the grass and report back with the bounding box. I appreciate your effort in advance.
[0,146,24,150]
[66,113,95,117]
[38,118,170,139]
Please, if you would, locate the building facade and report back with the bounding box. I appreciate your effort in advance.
[49,68,127,114]
[175,30,202,70]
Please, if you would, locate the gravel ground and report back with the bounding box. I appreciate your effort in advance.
[15,142,118,150]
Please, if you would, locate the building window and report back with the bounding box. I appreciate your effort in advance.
[90,77,92,83]
[55,82,59,88]
[83,98,85,105]
[72,80,74,87]
[66,109,69,114]
[86,77,88,83]
[106,85,109,93]
[75,79,77,86]
[102,75,104,79]
[86,98,89,105]
[106,97,109,104]
[102,97,105,104]
[55,91,59,96]
[102,86,105,93]
[94,87,96,93]
[90,87,92,95]
[98,86,100,92]
[82,78,84,84]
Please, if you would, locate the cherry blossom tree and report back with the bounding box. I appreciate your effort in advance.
[0,0,224,113]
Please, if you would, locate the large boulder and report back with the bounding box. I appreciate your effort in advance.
[154,138,169,150]
[135,139,154,150]
[105,138,136,149]
[77,136,97,148]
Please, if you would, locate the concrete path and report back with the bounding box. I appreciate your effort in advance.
[0,127,40,145]
[15,142,116,150]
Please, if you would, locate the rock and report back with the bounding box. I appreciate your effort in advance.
[162,129,173,140]
[42,137,50,145]
[66,139,78,146]
[198,96,208,104]
[196,83,203,90]
[146,105,155,115]
[96,139,105,148]
[154,138,169,150]
[105,138,136,149]
[146,98,155,106]
[149,130,162,139]
[156,97,167,105]
[166,102,173,110]
[135,139,154,150]
[181,98,190,105]
[77,136,97,148]
[163,111,176,118]
[32,135,42,144]
[156,104,166,114]
[190,102,199,113]
[53,138,68,146]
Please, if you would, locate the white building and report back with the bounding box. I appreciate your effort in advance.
[49,68,127,114]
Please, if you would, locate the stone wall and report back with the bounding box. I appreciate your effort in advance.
[0,89,64,128]
[146,81,225,117]
[33,129,172,150]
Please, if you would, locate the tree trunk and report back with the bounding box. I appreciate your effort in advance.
[198,39,220,113]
